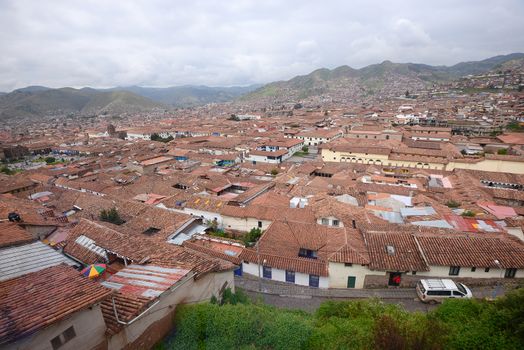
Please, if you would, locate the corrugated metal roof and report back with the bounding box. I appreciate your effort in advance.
[0,241,79,281]
[411,220,454,229]
[400,206,436,217]
[101,264,190,298]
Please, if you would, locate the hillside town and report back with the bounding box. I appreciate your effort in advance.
[2,0,524,348]
[1,81,524,349]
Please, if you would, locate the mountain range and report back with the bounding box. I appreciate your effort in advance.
[1,53,522,120]
[243,52,524,102]
[0,84,260,120]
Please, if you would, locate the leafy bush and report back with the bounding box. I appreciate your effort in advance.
[461,210,476,217]
[161,289,524,350]
[151,133,174,143]
[497,148,508,155]
[446,200,461,208]
[0,166,14,175]
[99,207,125,225]
[242,227,262,245]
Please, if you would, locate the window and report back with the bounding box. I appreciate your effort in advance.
[262,266,272,279]
[427,290,451,296]
[449,266,460,276]
[309,274,319,288]
[453,291,465,297]
[299,248,317,259]
[344,263,353,267]
[505,268,517,278]
[321,218,329,225]
[332,219,339,227]
[485,267,490,273]
[286,270,295,283]
[50,326,76,350]
[257,221,262,228]
[412,271,417,275]
[471,267,476,272]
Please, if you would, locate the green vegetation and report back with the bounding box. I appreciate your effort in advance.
[302,145,309,153]
[243,227,262,246]
[461,210,476,217]
[507,121,524,132]
[497,148,508,155]
[151,133,174,143]
[44,156,56,164]
[159,288,524,350]
[0,165,15,175]
[99,207,125,225]
[445,200,461,208]
[270,168,279,176]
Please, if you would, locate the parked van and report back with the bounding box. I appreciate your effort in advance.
[416,279,472,303]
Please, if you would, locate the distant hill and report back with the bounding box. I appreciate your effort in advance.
[107,84,261,107]
[243,53,524,102]
[0,87,165,120]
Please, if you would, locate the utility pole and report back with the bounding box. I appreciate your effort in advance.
[257,241,262,292]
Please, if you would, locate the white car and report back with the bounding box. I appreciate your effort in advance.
[416,279,473,304]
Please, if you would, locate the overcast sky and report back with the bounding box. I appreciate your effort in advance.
[1,0,523,91]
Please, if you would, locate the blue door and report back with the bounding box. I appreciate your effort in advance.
[234,264,243,276]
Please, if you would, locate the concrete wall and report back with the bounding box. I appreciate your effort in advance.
[222,215,271,232]
[328,262,385,289]
[108,270,234,350]
[2,304,107,350]
[242,262,329,288]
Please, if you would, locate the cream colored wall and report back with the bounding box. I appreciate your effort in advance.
[447,159,524,174]
[108,270,234,350]
[222,215,271,232]
[3,304,107,350]
[328,262,385,289]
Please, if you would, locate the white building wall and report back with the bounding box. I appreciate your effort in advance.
[418,265,524,279]
[328,262,385,289]
[222,216,271,232]
[242,262,328,288]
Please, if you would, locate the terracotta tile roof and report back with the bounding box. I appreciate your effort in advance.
[100,292,150,335]
[240,249,328,276]
[220,204,316,223]
[0,223,34,248]
[65,219,235,276]
[183,237,243,265]
[416,235,524,269]
[0,264,112,345]
[366,232,429,272]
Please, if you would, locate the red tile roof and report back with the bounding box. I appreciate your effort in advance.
[0,223,34,248]
[0,264,112,345]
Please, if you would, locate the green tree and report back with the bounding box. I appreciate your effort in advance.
[301,145,309,153]
[0,166,14,175]
[270,168,279,176]
[44,156,56,164]
[497,148,508,155]
[99,207,125,225]
[242,227,262,245]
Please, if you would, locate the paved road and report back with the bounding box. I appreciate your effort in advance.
[235,275,507,313]
[241,289,438,313]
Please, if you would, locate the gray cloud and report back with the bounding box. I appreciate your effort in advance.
[0,0,523,91]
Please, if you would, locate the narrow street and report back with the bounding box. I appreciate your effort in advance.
[235,275,507,313]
